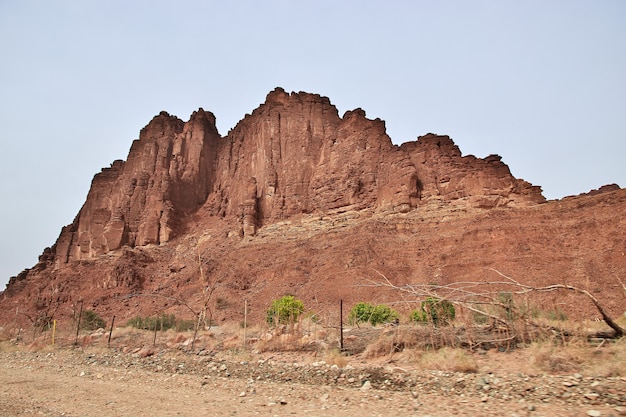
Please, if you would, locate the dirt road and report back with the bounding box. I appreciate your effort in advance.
[0,349,623,417]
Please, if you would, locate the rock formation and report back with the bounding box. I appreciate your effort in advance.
[5,88,622,327]
[54,108,220,263]
[50,87,545,266]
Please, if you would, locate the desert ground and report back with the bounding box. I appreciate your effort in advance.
[0,323,624,417]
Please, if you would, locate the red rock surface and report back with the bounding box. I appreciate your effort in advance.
[1,89,624,327]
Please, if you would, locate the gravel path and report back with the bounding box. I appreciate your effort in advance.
[0,349,624,417]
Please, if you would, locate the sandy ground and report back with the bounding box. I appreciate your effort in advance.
[1,349,624,417]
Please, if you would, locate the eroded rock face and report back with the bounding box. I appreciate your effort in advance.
[55,109,221,263]
[34,88,545,266]
[5,89,626,326]
[202,88,544,236]
[203,89,419,234]
[401,134,545,209]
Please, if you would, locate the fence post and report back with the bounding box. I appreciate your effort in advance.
[153,315,158,346]
[243,300,248,350]
[340,299,344,351]
[108,315,115,348]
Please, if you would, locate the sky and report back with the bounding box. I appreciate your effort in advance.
[0,1,624,290]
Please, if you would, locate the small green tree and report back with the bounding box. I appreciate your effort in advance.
[412,297,455,326]
[266,295,305,325]
[81,310,106,331]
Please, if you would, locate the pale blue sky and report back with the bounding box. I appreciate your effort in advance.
[1,1,625,289]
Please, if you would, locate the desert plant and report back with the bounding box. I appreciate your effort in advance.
[498,292,516,321]
[126,314,195,332]
[370,304,399,325]
[349,302,398,326]
[419,347,478,373]
[349,302,375,325]
[412,297,455,326]
[81,310,106,331]
[544,308,568,321]
[410,309,428,323]
[266,295,305,326]
[325,348,348,367]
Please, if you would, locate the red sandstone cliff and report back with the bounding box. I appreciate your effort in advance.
[5,88,622,327]
[49,87,545,267]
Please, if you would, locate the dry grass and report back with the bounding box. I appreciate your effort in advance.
[528,337,626,376]
[324,348,348,367]
[418,347,478,373]
[2,311,624,377]
[0,326,15,344]
[585,337,626,377]
[0,340,22,353]
[529,343,585,373]
[360,324,468,359]
[363,327,419,358]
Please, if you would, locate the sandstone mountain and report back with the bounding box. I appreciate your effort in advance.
[1,88,624,326]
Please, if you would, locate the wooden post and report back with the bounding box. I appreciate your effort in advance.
[153,315,158,346]
[243,300,248,350]
[340,299,344,351]
[108,316,115,348]
[51,320,56,347]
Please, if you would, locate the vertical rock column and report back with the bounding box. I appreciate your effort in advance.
[240,177,258,237]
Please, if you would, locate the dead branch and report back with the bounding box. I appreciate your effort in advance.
[486,268,623,338]
[364,268,624,339]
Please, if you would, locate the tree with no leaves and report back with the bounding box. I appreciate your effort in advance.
[366,268,624,339]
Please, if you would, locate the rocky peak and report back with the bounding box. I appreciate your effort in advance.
[53,107,221,264]
[49,88,544,265]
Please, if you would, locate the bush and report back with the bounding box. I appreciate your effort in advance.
[349,302,374,325]
[81,310,106,331]
[266,295,305,325]
[126,314,195,331]
[349,302,398,326]
[410,309,428,323]
[370,304,399,325]
[411,297,455,326]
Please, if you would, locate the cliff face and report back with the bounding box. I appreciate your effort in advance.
[54,109,220,263]
[14,88,614,326]
[53,87,544,262]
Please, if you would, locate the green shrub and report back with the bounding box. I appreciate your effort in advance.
[349,302,375,325]
[349,302,398,326]
[266,295,305,325]
[412,297,455,326]
[370,304,399,325]
[126,314,195,331]
[81,310,106,331]
[410,309,428,323]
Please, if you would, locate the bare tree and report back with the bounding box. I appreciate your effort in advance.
[190,244,222,350]
[365,268,624,339]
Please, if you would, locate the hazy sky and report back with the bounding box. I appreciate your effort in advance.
[1,1,624,289]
